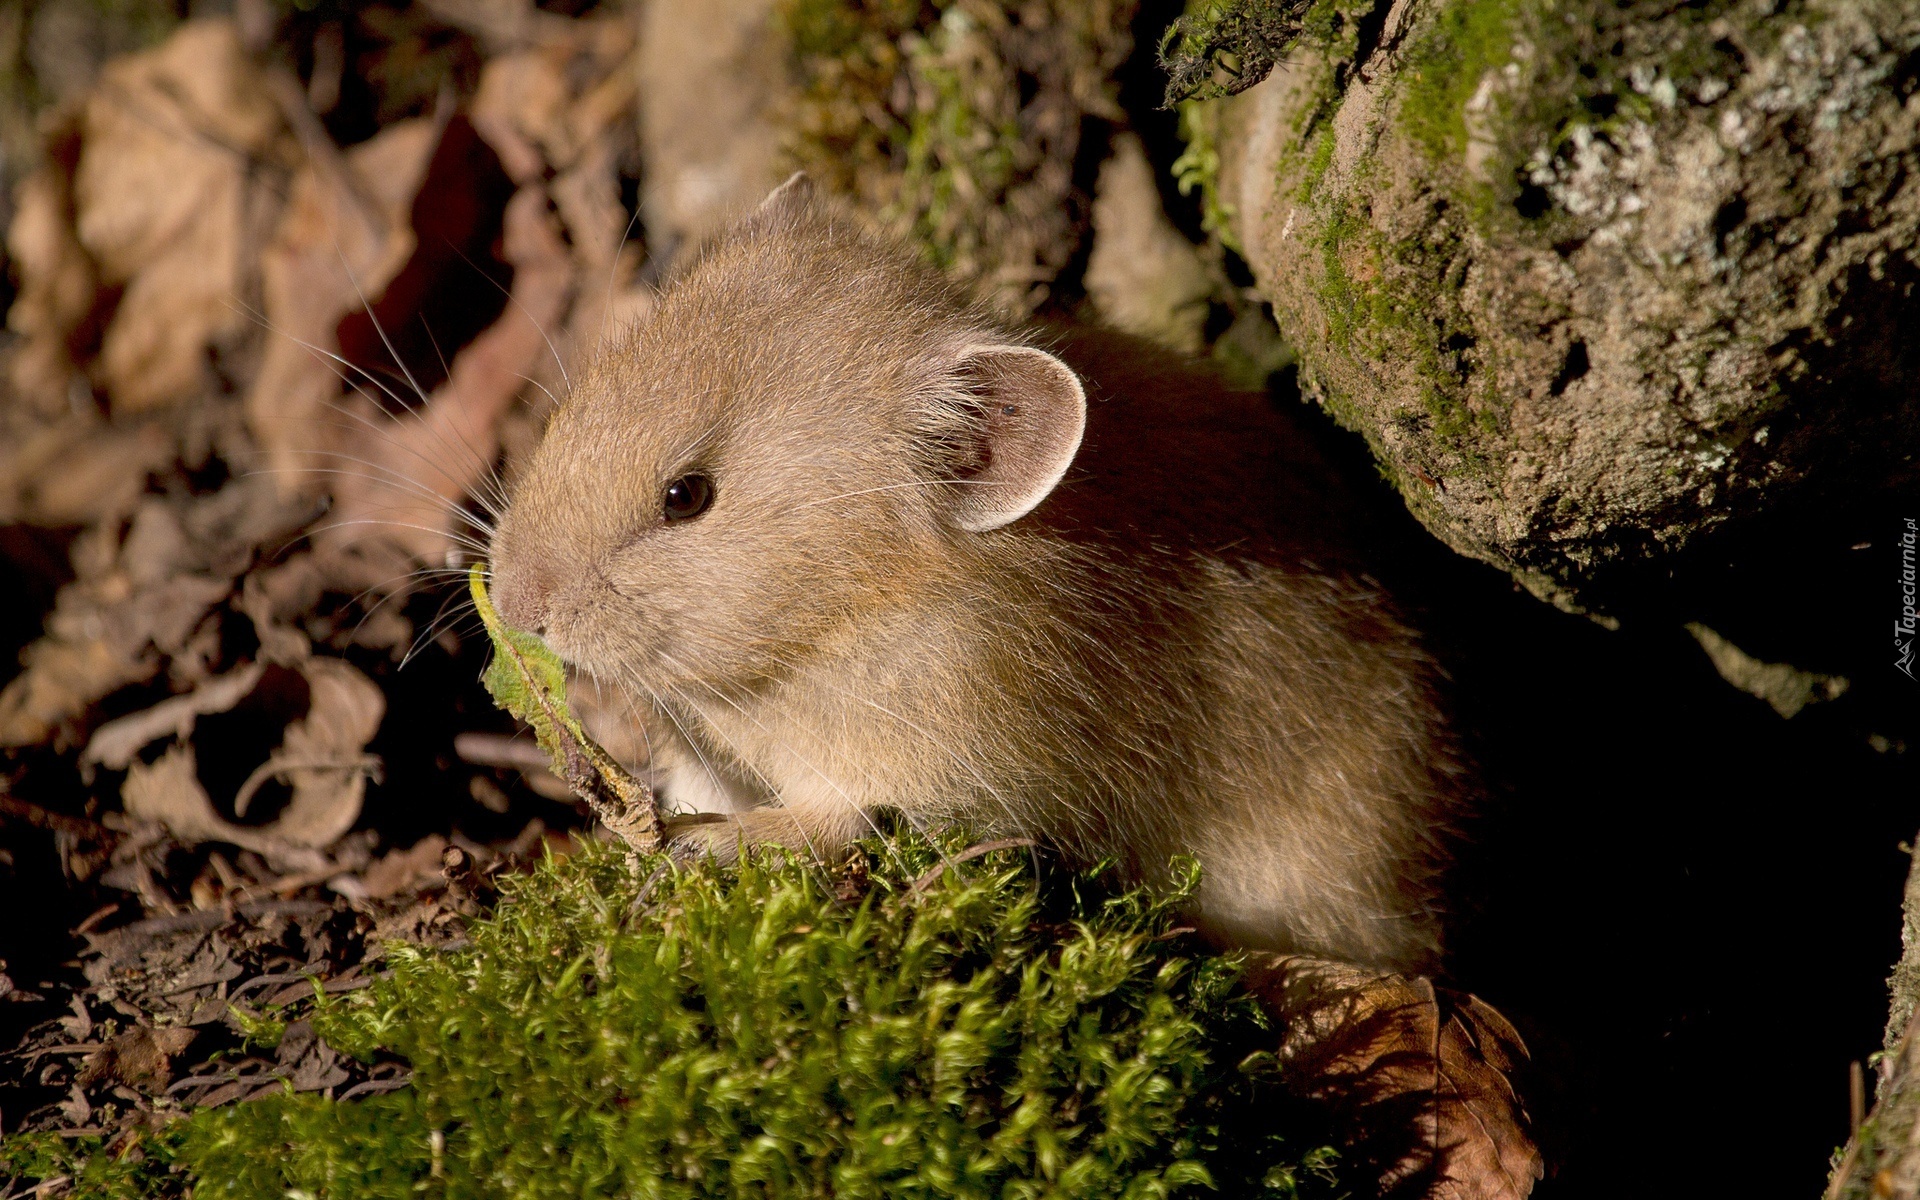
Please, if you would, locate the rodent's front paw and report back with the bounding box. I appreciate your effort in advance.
[662,814,743,865]
[661,809,843,865]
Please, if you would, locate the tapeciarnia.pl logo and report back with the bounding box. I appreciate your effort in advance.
[1900,517,1917,680]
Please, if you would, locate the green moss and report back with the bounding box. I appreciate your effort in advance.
[1398,0,1523,166]
[1294,124,1335,203]
[6,836,1345,1200]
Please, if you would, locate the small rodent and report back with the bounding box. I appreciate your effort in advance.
[488,177,1468,972]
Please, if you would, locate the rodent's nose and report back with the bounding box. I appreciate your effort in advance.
[490,567,552,635]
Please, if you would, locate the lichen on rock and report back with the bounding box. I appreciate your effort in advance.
[1208,0,1920,611]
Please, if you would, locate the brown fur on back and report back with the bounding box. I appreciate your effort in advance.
[488,194,1468,971]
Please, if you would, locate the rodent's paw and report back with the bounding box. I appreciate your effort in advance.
[662,814,744,865]
[662,809,837,866]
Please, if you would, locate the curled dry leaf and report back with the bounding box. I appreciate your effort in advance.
[73,19,288,412]
[470,565,661,853]
[247,117,438,491]
[318,183,571,589]
[243,655,386,845]
[0,478,316,748]
[1244,953,1544,1200]
[118,656,384,867]
[80,663,266,773]
[123,743,273,857]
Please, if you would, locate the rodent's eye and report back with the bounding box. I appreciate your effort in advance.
[662,473,714,522]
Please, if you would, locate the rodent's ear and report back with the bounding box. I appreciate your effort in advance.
[944,345,1087,533]
[758,172,814,215]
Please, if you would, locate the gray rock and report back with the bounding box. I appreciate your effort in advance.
[1212,0,1920,611]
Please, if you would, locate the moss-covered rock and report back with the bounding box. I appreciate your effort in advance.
[779,0,1136,316]
[1210,0,1920,611]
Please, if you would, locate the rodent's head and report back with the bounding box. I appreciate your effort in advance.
[487,178,1086,693]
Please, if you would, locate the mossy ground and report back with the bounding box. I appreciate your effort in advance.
[2,834,1343,1200]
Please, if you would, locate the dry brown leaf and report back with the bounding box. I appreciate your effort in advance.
[0,573,230,749]
[241,655,384,846]
[1245,953,1544,1200]
[0,478,317,748]
[246,118,438,490]
[80,663,266,773]
[0,414,175,526]
[551,134,652,357]
[123,743,273,856]
[470,49,573,177]
[471,24,646,379]
[76,1024,196,1091]
[73,19,287,412]
[6,147,98,414]
[334,833,449,900]
[26,422,177,526]
[418,0,573,54]
[237,570,315,666]
[118,656,381,870]
[469,17,634,174]
[318,183,571,589]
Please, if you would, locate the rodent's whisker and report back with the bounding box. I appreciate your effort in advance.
[320,397,509,508]
[314,398,510,524]
[232,268,512,519]
[446,239,572,394]
[333,240,441,413]
[608,677,660,801]
[512,372,560,411]
[658,678,880,868]
[594,203,646,354]
[302,516,497,559]
[258,319,513,521]
[633,678,738,819]
[401,593,487,670]
[252,460,498,538]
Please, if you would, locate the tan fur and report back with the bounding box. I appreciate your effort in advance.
[488,189,1468,972]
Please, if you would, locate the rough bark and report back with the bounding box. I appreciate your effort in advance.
[1213,0,1920,612]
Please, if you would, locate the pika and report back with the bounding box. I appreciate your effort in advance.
[488,179,1468,971]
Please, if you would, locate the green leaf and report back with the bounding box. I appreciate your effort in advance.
[470,563,579,764]
[468,564,662,851]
